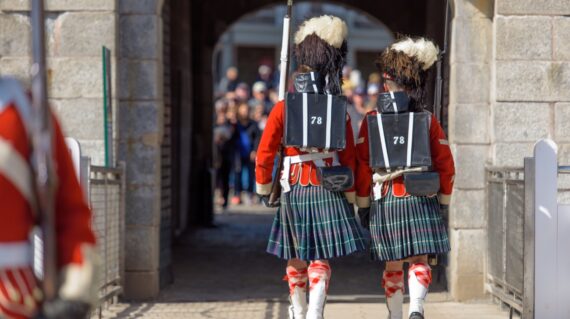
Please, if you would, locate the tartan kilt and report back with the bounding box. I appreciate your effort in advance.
[369,184,450,261]
[267,184,366,261]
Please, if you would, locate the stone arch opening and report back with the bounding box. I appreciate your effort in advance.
[187,0,451,223]
[155,0,454,298]
[210,3,396,213]
[211,2,395,89]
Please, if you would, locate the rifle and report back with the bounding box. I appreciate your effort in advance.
[30,0,58,303]
[434,0,450,123]
[268,0,293,206]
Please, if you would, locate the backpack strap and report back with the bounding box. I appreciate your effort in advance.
[0,77,35,137]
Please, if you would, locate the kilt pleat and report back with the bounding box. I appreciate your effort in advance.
[369,184,450,261]
[267,184,366,261]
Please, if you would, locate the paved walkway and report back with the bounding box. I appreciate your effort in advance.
[100,206,508,319]
[101,301,507,319]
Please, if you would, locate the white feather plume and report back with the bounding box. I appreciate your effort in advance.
[294,15,348,49]
[391,37,439,70]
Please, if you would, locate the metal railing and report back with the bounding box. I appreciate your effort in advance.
[486,167,525,315]
[486,160,570,318]
[89,163,126,311]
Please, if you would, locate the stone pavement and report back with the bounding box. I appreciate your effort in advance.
[98,205,508,319]
[100,301,508,319]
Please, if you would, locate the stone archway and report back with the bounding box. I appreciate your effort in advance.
[161,0,499,302]
[120,0,453,300]
[212,3,395,88]
[117,0,453,300]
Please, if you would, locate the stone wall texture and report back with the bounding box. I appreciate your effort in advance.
[447,0,570,302]
[117,0,163,300]
[0,3,117,166]
[0,0,163,300]
[494,1,570,167]
[447,0,494,301]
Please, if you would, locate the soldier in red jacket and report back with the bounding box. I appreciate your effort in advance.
[355,38,455,319]
[256,16,366,319]
[0,77,98,319]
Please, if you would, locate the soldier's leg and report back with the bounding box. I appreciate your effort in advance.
[286,259,308,319]
[407,255,431,319]
[306,260,330,319]
[383,260,405,319]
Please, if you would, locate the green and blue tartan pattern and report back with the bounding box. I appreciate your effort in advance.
[267,184,366,261]
[369,185,450,261]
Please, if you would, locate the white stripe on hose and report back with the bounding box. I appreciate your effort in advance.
[22,269,36,291]
[377,114,390,170]
[12,269,30,298]
[302,93,308,148]
[407,112,414,167]
[389,91,398,113]
[0,270,33,315]
[325,94,332,151]
[0,270,18,301]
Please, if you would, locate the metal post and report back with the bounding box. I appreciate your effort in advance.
[502,172,508,285]
[533,140,558,318]
[557,166,570,317]
[102,47,113,167]
[523,157,535,319]
[119,161,126,290]
[104,170,109,300]
[557,204,570,317]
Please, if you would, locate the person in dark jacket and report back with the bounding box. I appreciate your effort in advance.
[214,98,235,209]
[232,102,261,204]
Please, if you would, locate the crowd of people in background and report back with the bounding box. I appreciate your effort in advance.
[213,64,385,209]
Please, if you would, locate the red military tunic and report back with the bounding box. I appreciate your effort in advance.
[255,100,357,203]
[0,78,96,319]
[355,110,455,208]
